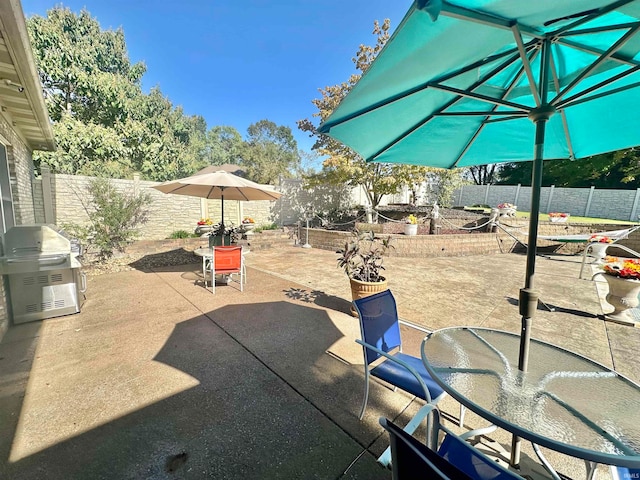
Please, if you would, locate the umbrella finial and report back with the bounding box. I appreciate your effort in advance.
[417,0,442,22]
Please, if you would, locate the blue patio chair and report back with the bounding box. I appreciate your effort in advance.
[611,465,640,480]
[353,289,465,466]
[380,412,522,480]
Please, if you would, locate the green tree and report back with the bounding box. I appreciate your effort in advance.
[206,126,244,166]
[497,150,640,188]
[28,7,208,181]
[298,20,444,211]
[27,7,145,122]
[394,166,466,207]
[124,88,208,179]
[468,164,499,185]
[240,119,301,184]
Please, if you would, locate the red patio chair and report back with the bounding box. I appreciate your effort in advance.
[203,246,244,293]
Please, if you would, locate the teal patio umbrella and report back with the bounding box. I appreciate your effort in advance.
[319,0,640,374]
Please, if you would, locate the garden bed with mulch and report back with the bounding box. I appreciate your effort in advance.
[82,248,201,276]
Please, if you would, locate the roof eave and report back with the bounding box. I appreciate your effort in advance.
[0,0,55,152]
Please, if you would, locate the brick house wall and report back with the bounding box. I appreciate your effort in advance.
[0,114,38,340]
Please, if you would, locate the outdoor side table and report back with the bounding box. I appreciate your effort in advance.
[420,327,640,470]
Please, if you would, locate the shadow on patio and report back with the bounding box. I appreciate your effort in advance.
[0,266,417,479]
[3,247,640,479]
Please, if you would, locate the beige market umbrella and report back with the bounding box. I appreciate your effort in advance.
[152,170,282,234]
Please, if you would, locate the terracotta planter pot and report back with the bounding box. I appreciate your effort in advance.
[349,277,388,317]
[601,274,640,324]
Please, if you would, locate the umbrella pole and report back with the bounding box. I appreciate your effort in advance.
[511,106,555,468]
[221,192,225,246]
[519,105,554,372]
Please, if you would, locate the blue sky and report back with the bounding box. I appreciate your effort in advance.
[21,0,413,162]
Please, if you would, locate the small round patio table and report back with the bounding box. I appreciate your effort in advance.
[421,327,640,470]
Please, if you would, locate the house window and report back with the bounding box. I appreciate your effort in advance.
[0,143,14,233]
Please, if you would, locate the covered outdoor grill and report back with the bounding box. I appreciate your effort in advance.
[0,225,86,324]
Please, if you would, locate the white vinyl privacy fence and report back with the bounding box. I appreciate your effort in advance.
[36,168,638,241]
[454,184,640,221]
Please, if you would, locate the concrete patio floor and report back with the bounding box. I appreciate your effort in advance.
[1,246,639,479]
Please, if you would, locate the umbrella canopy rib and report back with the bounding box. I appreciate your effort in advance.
[435,2,544,39]
[365,48,530,164]
[558,21,640,37]
[561,79,640,109]
[437,111,529,117]
[318,44,530,133]
[511,25,541,105]
[557,63,640,109]
[552,24,640,105]
[366,49,528,166]
[555,37,640,68]
[451,58,531,168]
[550,0,637,35]
[549,54,576,159]
[430,84,531,111]
[431,42,536,88]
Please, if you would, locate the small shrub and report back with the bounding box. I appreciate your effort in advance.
[168,230,196,239]
[66,177,152,262]
[254,223,279,233]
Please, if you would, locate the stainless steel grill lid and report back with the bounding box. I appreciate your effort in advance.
[2,224,71,257]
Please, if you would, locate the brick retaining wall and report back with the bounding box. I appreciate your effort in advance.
[107,221,640,263]
[307,222,640,258]
[122,229,295,255]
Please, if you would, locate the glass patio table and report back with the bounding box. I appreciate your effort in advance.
[420,327,640,469]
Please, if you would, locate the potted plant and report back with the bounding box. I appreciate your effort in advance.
[208,223,240,247]
[337,230,393,316]
[404,214,418,236]
[549,212,570,223]
[594,256,640,323]
[241,216,256,234]
[588,234,614,261]
[195,217,214,235]
[497,202,517,217]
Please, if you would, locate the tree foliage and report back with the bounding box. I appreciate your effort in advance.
[28,7,305,184]
[497,150,640,188]
[206,126,244,166]
[298,20,464,210]
[468,164,499,185]
[28,7,210,181]
[240,120,301,184]
[28,8,145,122]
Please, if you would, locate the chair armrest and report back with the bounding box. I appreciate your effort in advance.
[459,424,497,441]
[607,244,640,258]
[399,319,432,334]
[356,338,434,403]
